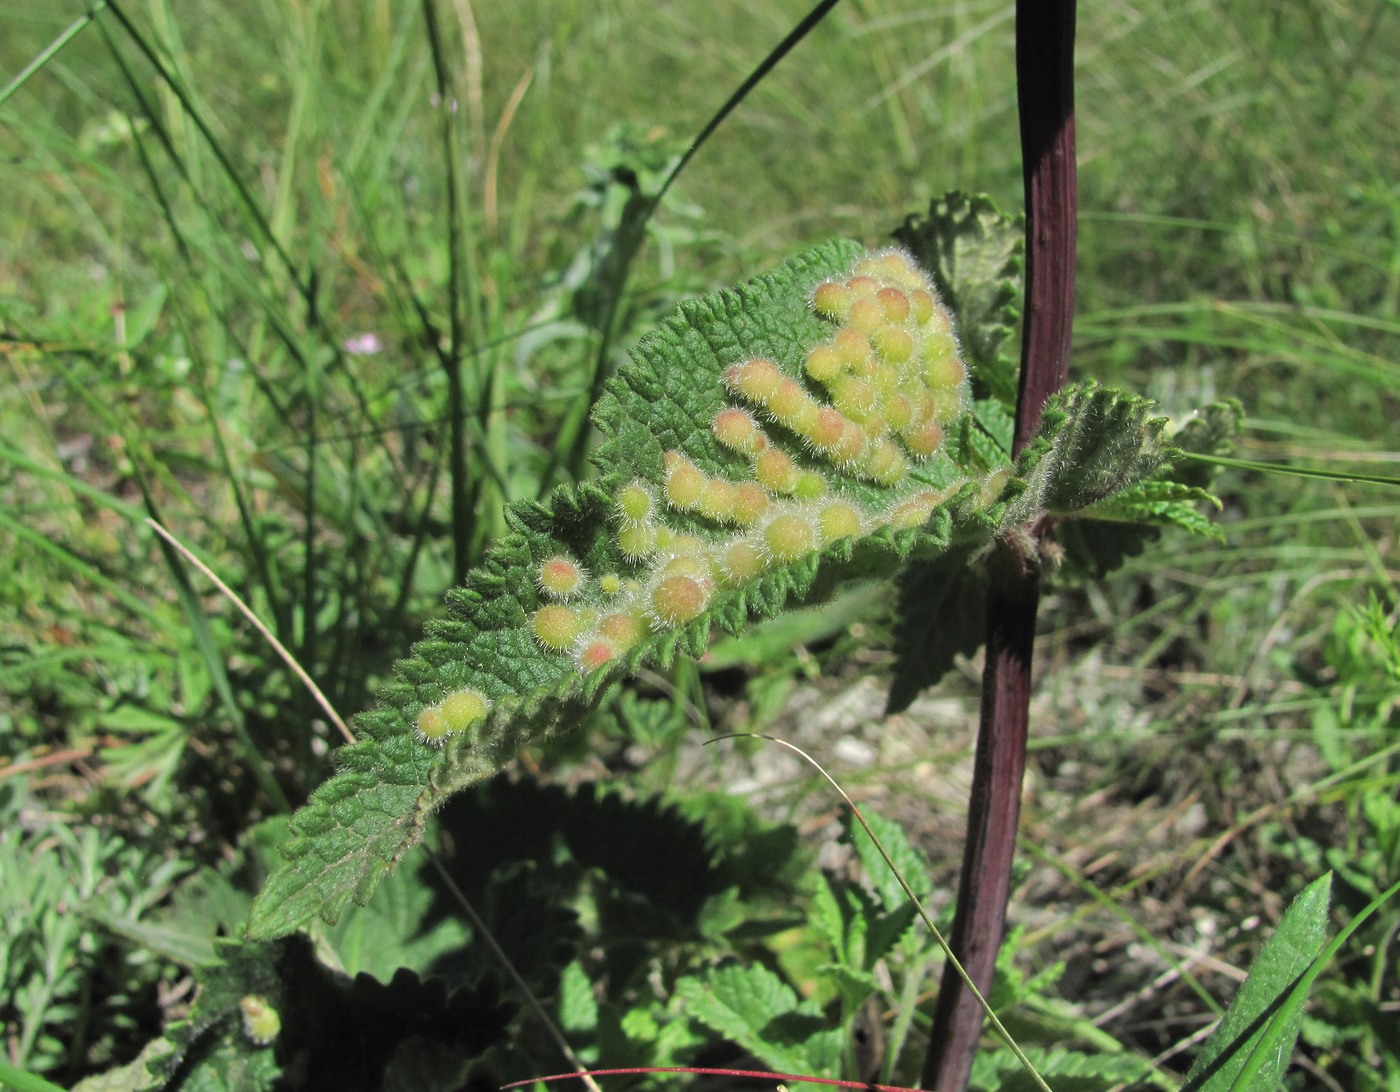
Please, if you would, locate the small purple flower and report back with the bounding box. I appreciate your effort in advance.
[343,332,382,355]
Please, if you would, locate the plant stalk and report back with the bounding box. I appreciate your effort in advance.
[920,1,1077,1089]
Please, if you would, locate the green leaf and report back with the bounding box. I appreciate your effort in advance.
[1005,382,1175,526]
[886,544,987,715]
[558,961,600,1035]
[893,192,1024,407]
[1172,399,1245,490]
[250,238,996,939]
[0,1060,71,1092]
[249,227,1228,942]
[676,963,843,1076]
[971,1045,1161,1092]
[1081,479,1224,540]
[846,808,933,911]
[1182,873,1332,1091]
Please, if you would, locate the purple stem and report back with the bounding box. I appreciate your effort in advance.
[920,1,1077,1089]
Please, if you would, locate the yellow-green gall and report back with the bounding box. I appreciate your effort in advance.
[731,481,771,525]
[811,279,851,319]
[871,324,915,365]
[617,482,655,524]
[576,638,620,672]
[762,511,818,562]
[650,573,709,627]
[533,604,583,651]
[240,995,281,1046]
[440,688,490,734]
[537,555,586,600]
[833,327,872,368]
[659,553,714,587]
[886,489,948,530]
[712,407,764,454]
[597,610,646,650]
[724,358,783,404]
[859,438,909,486]
[617,520,658,561]
[719,538,767,583]
[754,448,801,494]
[847,296,885,335]
[907,288,936,326]
[765,378,819,434]
[664,452,707,510]
[697,478,738,522]
[803,344,842,384]
[415,705,448,743]
[818,501,864,543]
[793,470,829,499]
[901,418,944,459]
[845,274,881,299]
[876,286,911,323]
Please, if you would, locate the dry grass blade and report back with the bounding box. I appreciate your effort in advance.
[145,518,356,746]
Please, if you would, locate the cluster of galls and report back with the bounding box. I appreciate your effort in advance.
[513,248,972,686]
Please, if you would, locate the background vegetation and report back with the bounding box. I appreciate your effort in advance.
[1,0,1396,1088]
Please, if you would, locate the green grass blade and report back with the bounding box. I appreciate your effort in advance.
[0,2,108,110]
[1184,451,1400,489]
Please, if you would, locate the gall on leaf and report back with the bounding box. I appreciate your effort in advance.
[240,995,281,1046]
[537,555,587,600]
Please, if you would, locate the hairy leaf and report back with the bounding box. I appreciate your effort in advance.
[1005,382,1176,527]
[894,192,1023,406]
[249,239,993,939]
[886,545,987,715]
[249,232,1226,941]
